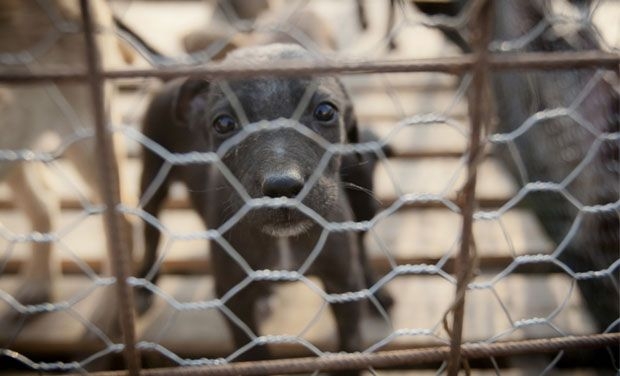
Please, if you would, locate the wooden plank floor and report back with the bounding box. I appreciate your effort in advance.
[0,273,597,358]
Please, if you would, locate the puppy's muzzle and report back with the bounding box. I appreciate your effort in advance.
[226,123,335,237]
[258,166,310,237]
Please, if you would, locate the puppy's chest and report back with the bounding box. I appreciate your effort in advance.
[276,237,297,270]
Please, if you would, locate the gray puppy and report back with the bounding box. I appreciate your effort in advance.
[139,44,389,371]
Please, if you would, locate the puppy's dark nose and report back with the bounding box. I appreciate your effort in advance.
[262,171,304,198]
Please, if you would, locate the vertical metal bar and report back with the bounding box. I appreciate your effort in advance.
[447,0,493,375]
[79,0,141,374]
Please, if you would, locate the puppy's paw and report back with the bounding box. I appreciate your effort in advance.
[13,277,55,307]
[82,287,122,343]
[0,277,56,336]
[370,288,394,316]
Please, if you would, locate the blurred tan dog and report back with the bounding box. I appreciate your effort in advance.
[0,0,135,336]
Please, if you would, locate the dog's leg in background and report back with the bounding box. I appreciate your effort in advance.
[60,78,136,339]
[64,130,136,338]
[0,88,61,325]
[64,132,135,255]
[5,164,60,309]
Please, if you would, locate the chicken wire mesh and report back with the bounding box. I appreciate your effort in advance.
[0,0,618,375]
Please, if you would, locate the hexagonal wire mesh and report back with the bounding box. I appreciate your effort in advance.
[0,0,618,375]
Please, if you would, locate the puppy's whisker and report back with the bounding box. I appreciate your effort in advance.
[186,183,231,194]
[221,195,240,219]
[186,187,219,194]
[342,182,381,205]
[340,159,372,172]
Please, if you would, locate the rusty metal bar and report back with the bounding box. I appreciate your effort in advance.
[83,333,620,376]
[79,0,141,375]
[0,50,618,83]
[447,0,493,374]
[489,49,619,70]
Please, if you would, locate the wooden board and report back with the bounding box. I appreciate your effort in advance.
[370,121,467,158]
[374,157,516,206]
[0,208,551,275]
[343,71,460,92]
[0,274,597,360]
[350,88,468,123]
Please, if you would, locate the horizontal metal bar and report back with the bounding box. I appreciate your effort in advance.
[490,49,619,70]
[0,50,617,83]
[84,332,620,376]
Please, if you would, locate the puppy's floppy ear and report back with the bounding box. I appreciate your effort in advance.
[345,107,360,144]
[339,82,359,144]
[172,78,210,127]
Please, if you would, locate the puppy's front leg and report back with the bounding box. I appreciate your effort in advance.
[317,233,365,376]
[136,147,172,315]
[212,246,271,362]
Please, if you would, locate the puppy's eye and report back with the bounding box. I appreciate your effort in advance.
[212,115,237,134]
[313,102,338,123]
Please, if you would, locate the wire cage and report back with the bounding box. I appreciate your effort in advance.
[0,0,618,374]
